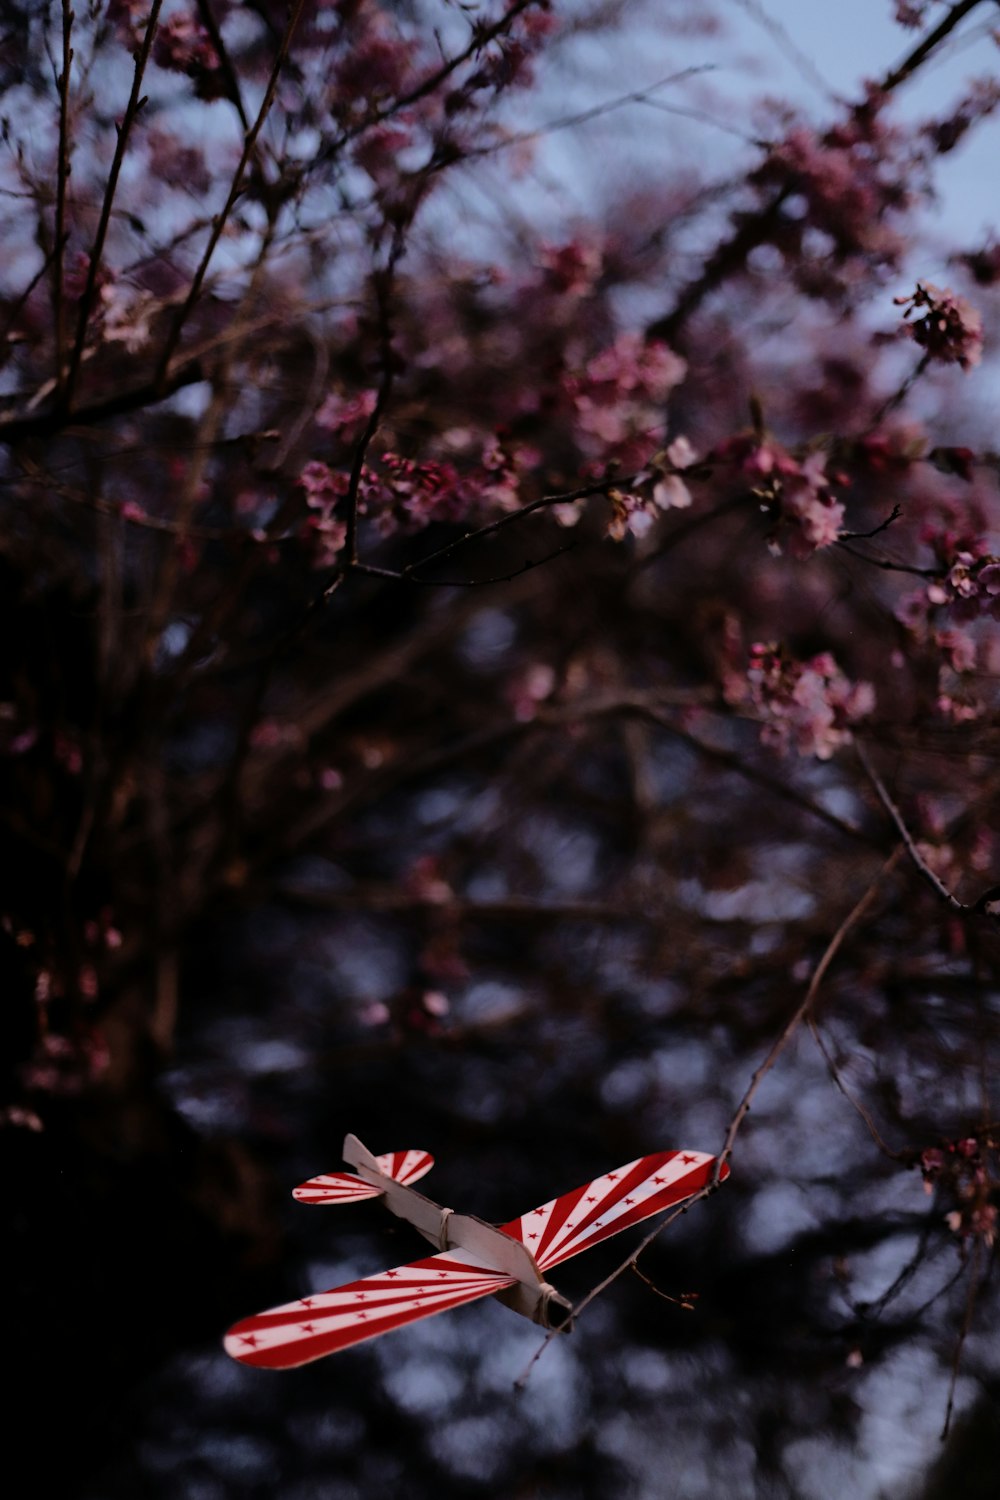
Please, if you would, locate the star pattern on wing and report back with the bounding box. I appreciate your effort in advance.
[225,1141,730,1369]
[292,1149,435,1206]
[501,1150,725,1272]
[224,1247,515,1370]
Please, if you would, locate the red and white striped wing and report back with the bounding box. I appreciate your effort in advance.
[224,1248,514,1369]
[293,1148,435,1205]
[501,1150,728,1272]
[293,1172,382,1205]
[375,1148,435,1186]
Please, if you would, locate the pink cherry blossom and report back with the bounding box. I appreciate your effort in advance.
[895,281,984,369]
[539,239,603,297]
[605,489,656,541]
[315,389,378,440]
[747,644,874,760]
[567,333,686,468]
[779,452,845,555]
[652,473,693,511]
[153,10,220,77]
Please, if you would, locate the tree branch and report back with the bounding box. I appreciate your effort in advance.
[153,0,306,388]
[62,0,163,410]
[855,739,966,911]
[515,852,896,1388]
[53,0,74,398]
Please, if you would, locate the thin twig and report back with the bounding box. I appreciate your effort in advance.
[712,854,898,1179]
[195,0,251,133]
[0,249,56,377]
[344,233,407,565]
[648,0,989,347]
[729,0,837,101]
[270,690,872,862]
[403,480,629,579]
[515,857,895,1388]
[630,1262,699,1309]
[143,217,283,675]
[880,0,986,94]
[855,739,966,911]
[456,66,765,163]
[313,0,540,170]
[836,543,940,580]
[353,539,576,588]
[635,95,769,146]
[839,504,902,542]
[807,1012,901,1159]
[268,328,329,470]
[632,493,746,572]
[53,0,74,397]
[63,0,164,410]
[274,884,642,922]
[868,352,932,430]
[848,1208,953,1324]
[634,705,870,846]
[154,0,307,389]
[12,454,273,541]
[514,1193,705,1390]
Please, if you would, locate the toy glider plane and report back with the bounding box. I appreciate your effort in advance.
[224,1134,728,1369]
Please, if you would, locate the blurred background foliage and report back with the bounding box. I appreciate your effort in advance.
[4,2,1000,1496]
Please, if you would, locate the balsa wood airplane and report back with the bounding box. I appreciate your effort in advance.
[224,1134,728,1369]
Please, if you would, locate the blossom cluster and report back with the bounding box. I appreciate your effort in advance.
[316,388,379,442]
[895,525,1000,720]
[757,99,912,272]
[921,1137,997,1249]
[369,452,471,533]
[905,541,1000,627]
[152,10,221,83]
[298,435,538,563]
[746,644,874,760]
[299,461,349,567]
[538,239,603,298]
[923,76,1000,156]
[565,333,686,470]
[601,437,698,541]
[713,433,845,556]
[894,2,931,26]
[21,1030,110,1098]
[332,10,413,115]
[894,281,984,369]
[328,0,554,131]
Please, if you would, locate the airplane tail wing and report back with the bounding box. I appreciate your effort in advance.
[293,1144,435,1206]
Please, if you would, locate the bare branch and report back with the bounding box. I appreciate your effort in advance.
[153,0,307,388]
[839,504,903,542]
[195,0,251,134]
[880,0,987,93]
[649,0,991,346]
[315,0,542,168]
[63,0,164,410]
[855,739,967,911]
[344,231,408,565]
[403,480,627,579]
[53,0,74,397]
[807,1012,902,1159]
[516,852,896,1388]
